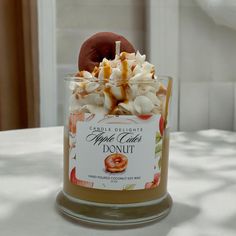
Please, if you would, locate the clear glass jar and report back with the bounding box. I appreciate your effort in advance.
[56,76,173,226]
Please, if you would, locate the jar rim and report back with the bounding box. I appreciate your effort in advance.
[64,75,172,83]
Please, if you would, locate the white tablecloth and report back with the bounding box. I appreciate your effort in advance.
[0,127,235,236]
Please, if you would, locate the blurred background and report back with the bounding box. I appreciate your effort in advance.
[0,0,236,132]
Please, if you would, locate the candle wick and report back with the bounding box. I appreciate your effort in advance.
[115,41,121,56]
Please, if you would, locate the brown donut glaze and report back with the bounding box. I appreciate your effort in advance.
[78,32,135,72]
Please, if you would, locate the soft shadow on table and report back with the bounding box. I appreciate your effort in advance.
[0,150,61,236]
[171,130,236,159]
[170,131,236,200]
[1,130,235,235]
[0,149,200,235]
[222,213,236,230]
[0,191,199,236]
[0,151,62,178]
[56,201,200,232]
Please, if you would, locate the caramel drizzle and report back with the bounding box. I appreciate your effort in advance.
[104,87,117,112]
[151,68,155,79]
[119,52,129,81]
[103,63,112,80]
[131,64,136,72]
[104,83,130,115]
[75,70,85,77]
[74,81,88,98]
[164,78,173,128]
[120,52,126,61]
[92,66,99,77]
[120,85,126,101]
[121,60,128,80]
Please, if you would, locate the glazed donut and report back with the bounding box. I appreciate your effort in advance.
[79,32,135,72]
[104,153,128,173]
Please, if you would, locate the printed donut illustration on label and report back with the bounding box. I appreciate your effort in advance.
[104,153,128,173]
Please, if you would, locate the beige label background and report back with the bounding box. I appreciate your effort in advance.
[72,114,162,190]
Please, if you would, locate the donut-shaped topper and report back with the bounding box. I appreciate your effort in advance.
[78,32,135,72]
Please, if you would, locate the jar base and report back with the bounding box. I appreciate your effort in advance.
[56,190,172,227]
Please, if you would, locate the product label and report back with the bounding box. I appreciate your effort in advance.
[68,113,163,190]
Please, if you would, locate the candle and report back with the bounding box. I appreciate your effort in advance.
[56,33,173,226]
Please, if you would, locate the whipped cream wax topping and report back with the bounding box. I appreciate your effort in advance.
[69,51,166,115]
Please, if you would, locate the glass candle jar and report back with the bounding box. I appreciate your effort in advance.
[56,76,173,226]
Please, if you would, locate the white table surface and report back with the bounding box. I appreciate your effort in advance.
[0,127,236,236]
